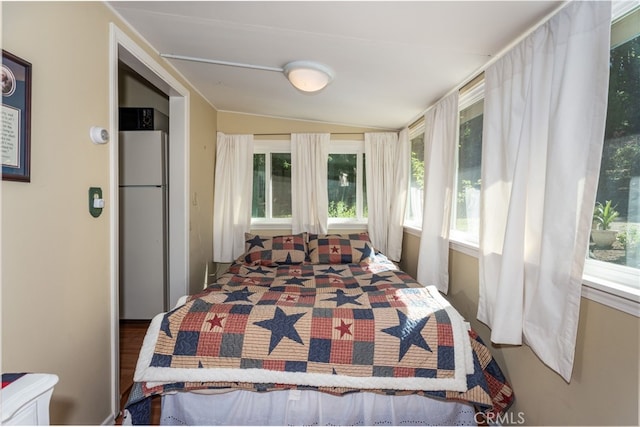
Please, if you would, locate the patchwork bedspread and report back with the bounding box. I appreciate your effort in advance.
[126,256,514,424]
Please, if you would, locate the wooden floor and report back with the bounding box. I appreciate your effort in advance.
[116,320,161,425]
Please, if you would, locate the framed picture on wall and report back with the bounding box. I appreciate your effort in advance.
[2,49,32,182]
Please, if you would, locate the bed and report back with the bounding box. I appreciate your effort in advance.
[124,232,514,425]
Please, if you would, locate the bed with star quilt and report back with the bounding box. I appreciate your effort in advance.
[124,233,514,425]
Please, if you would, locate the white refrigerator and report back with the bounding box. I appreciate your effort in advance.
[119,130,168,319]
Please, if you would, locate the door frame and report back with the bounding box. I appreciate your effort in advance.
[108,23,190,418]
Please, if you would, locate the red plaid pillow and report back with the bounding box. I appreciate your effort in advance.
[243,233,307,265]
[307,233,374,264]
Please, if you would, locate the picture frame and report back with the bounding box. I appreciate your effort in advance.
[2,49,32,182]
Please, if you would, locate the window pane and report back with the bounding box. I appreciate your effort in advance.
[252,154,265,218]
[328,154,357,218]
[407,133,424,224]
[455,99,483,237]
[590,21,640,270]
[271,153,292,218]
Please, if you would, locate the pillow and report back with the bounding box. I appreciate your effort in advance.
[243,233,307,266]
[307,232,375,264]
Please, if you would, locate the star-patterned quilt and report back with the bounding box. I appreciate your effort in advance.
[126,255,514,424]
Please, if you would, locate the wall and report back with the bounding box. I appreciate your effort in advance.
[118,63,169,115]
[1,2,216,424]
[400,232,640,426]
[218,110,388,137]
[189,98,216,294]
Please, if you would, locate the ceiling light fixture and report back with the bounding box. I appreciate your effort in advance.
[282,61,334,93]
[160,54,334,93]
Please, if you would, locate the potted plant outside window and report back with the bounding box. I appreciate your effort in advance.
[591,200,619,248]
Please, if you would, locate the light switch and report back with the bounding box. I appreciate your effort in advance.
[89,187,103,217]
[93,197,105,208]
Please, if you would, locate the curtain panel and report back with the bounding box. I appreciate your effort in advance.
[417,92,459,294]
[212,132,254,262]
[364,130,409,262]
[291,133,330,234]
[477,0,611,381]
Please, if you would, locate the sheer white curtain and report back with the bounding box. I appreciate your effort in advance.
[416,93,459,293]
[364,130,409,262]
[291,133,329,234]
[213,132,254,262]
[477,1,611,381]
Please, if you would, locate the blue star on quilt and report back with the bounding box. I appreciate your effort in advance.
[284,276,309,286]
[381,309,432,360]
[223,287,255,303]
[245,266,271,275]
[355,243,374,261]
[369,273,393,284]
[324,289,362,306]
[253,307,306,354]
[160,313,173,338]
[318,266,344,275]
[246,235,269,250]
[160,306,181,338]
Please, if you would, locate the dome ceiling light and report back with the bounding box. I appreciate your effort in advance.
[160,54,334,93]
[282,61,334,93]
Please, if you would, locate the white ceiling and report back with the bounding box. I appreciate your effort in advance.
[109,1,562,130]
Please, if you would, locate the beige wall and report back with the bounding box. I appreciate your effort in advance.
[118,63,170,116]
[218,110,389,137]
[400,232,640,426]
[189,97,217,294]
[1,2,216,424]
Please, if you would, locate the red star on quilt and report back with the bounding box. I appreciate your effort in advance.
[285,295,297,302]
[335,320,353,338]
[331,246,340,253]
[207,314,225,330]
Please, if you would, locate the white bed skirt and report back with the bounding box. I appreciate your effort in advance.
[160,389,477,426]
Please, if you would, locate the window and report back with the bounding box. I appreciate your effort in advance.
[251,139,367,227]
[252,141,292,224]
[328,141,367,224]
[584,5,640,293]
[252,153,266,218]
[400,5,638,313]
[405,123,425,227]
[452,80,484,243]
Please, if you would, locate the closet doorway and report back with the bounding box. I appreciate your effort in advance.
[109,24,190,421]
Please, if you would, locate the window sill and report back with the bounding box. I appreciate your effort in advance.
[582,274,640,317]
[251,221,368,232]
[403,227,640,318]
[403,224,422,238]
[327,220,368,231]
[251,220,292,231]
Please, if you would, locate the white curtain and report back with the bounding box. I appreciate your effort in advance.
[213,132,254,262]
[416,92,459,293]
[365,130,409,262]
[477,1,611,381]
[291,133,330,234]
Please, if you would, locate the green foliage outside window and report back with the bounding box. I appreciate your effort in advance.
[591,17,640,269]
